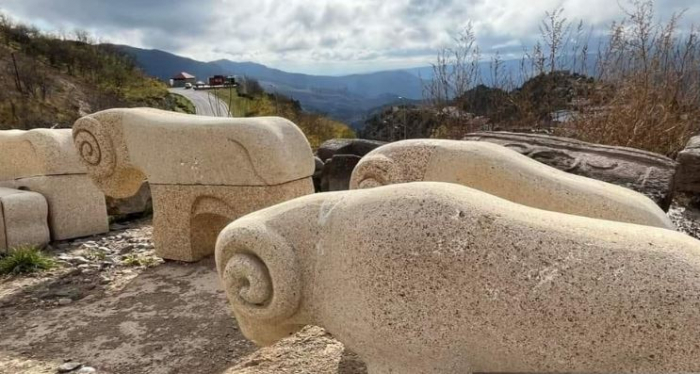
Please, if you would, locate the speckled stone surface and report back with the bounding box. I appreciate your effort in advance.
[216,182,700,374]
[72,108,316,198]
[0,175,109,241]
[0,128,108,241]
[151,178,313,262]
[351,139,674,229]
[0,129,86,180]
[73,108,316,261]
[0,187,50,252]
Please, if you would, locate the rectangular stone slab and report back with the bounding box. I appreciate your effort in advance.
[464,131,678,211]
[0,175,108,241]
[0,187,50,252]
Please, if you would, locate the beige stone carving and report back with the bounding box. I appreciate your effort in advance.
[73,108,315,261]
[0,187,50,252]
[0,129,108,240]
[350,139,673,229]
[216,182,700,374]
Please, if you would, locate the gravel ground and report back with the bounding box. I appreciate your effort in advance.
[668,201,700,240]
[0,218,257,374]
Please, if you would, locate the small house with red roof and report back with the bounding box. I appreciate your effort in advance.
[171,72,196,88]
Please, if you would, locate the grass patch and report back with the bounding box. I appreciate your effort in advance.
[122,254,158,268]
[0,246,56,275]
[167,93,196,115]
[84,248,107,261]
[211,88,250,117]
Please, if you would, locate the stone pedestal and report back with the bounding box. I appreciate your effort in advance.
[0,187,50,252]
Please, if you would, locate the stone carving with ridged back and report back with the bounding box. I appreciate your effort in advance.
[0,129,108,241]
[216,182,700,374]
[73,108,315,262]
[350,139,674,229]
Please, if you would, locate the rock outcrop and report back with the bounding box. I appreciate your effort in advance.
[216,182,700,374]
[73,108,315,262]
[351,139,673,229]
[464,131,677,210]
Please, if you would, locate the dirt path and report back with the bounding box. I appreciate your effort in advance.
[0,218,367,374]
[0,257,257,374]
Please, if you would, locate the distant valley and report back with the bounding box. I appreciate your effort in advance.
[115,45,426,128]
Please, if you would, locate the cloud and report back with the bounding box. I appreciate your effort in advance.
[1,0,698,75]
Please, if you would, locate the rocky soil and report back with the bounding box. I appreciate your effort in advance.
[1,201,699,374]
[668,200,700,240]
[0,218,364,374]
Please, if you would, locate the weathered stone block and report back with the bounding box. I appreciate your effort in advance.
[0,187,50,252]
[351,139,673,229]
[316,138,387,162]
[216,182,700,374]
[106,182,152,217]
[316,139,387,192]
[73,108,315,262]
[0,175,108,241]
[676,135,700,194]
[0,129,108,241]
[321,155,362,192]
[463,131,677,210]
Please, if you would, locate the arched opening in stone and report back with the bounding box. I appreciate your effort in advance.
[190,212,232,260]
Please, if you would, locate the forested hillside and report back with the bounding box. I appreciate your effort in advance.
[0,15,191,130]
[213,79,355,149]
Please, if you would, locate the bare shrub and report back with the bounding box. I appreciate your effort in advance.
[425,0,700,157]
[566,1,700,156]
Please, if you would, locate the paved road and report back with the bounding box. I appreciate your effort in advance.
[169,87,230,117]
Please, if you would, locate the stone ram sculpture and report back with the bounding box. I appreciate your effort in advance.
[73,108,315,262]
[350,139,673,229]
[216,182,700,374]
[0,129,108,241]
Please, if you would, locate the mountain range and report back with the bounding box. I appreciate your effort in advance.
[115,45,554,128]
[115,45,425,128]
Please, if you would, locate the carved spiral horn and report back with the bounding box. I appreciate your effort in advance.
[350,154,403,189]
[72,116,117,179]
[215,221,301,323]
[72,112,145,198]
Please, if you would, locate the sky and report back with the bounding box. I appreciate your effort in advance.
[1,0,698,75]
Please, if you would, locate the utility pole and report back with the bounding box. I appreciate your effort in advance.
[399,96,407,139]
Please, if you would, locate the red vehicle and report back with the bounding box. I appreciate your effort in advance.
[208,75,226,86]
